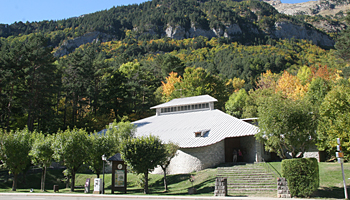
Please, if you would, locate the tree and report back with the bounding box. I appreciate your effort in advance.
[275,71,308,100]
[225,88,249,119]
[317,84,350,158]
[335,11,350,62]
[256,93,318,159]
[30,132,54,191]
[87,133,115,178]
[120,135,166,194]
[166,67,228,109]
[226,77,245,92]
[88,119,135,178]
[161,72,182,102]
[0,128,33,191]
[160,142,179,191]
[0,35,59,132]
[156,54,185,78]
[53,128,90,192]
[305,77,331,108]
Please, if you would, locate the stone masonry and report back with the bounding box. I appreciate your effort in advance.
[277,177,291,198]
[214,177,227,196]
[152,140,225,174]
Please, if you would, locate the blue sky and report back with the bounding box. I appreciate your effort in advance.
[1,0,315,25]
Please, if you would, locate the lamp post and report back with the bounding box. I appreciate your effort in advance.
[102,154,107,194]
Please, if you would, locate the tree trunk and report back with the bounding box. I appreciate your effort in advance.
[163,167,168,191]
[70,170,75,192]
[12,173,18,191]
[41,166,46,191]
[144,172,149,194]
[97,173,100,178]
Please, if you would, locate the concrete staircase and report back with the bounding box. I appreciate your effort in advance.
[217,163,277,196]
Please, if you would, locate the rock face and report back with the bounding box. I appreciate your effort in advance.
[273,21,335,46]
[268,0,350,16]
[309,20,347,33]
[54,31,112,57]
[163,21,333,47]
[263,0,282,6]
[165,23,244,39]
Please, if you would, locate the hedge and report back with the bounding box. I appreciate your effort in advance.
[281,158,319,197]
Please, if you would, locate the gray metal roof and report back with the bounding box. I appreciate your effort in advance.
[108,153,123,161]
[150,95,217,109]
[132,109,259,148]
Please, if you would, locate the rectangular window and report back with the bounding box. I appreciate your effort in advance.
[199,104,202,109]
[184,105,187,110]
[206,103,209,108]
[174,107,177,111]
[192,105,194,109]
[188,105,191,110]
[195,104,198,109]
[161,108,164,113]
[181,106,184,111]
[195,132,201,137]
[171,107,173,112]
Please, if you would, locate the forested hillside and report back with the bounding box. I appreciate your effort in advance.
[0,0,349,136]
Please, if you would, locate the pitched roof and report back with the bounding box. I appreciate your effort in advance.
[150,95,217,109]
[132,109,259,148]
[108,153,123,161]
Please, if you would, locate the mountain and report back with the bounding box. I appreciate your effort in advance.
[265,0,350,16]
[1,0,348,133]
[0,0,337,56]
[264,0,349,34]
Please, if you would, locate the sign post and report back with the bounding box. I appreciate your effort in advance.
[102,154,107,194]
[336,138,348,199]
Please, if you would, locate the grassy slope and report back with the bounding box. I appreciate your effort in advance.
[268,162,350,199]
[0,162,349,198]
[0,167,217,196]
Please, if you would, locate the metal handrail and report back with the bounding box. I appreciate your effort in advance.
[258,156,281,178]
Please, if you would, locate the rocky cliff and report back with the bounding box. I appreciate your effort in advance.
[265,0,350,16]
[53,31,113,57]
[273,21,334,46]
[163,21,333,47]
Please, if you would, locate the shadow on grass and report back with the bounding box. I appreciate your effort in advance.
[311,186,348,199]
[0,168,67,191]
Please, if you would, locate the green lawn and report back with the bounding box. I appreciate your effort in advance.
[0,167,217,196]
[0,162,349,199]
[267,161,350,199]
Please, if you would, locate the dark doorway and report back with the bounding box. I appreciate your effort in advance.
[224,137,240,162]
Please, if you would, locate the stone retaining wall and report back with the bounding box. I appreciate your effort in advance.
[277,177,291,198]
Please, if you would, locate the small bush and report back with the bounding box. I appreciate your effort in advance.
[282,158,319,197]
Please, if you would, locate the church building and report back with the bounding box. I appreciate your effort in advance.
[132,95,263,174]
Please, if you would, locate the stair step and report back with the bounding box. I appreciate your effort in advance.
[229,177,274,180]
[218,174,275,177]
[227,188,276,192]
[216,163,278,195]
[227,185,276,188]
[228,183,275,186]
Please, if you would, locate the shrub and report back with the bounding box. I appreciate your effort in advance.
[281,158,319,197]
